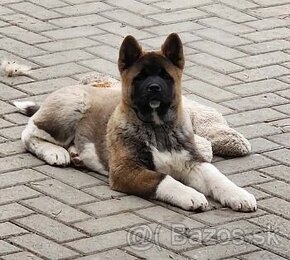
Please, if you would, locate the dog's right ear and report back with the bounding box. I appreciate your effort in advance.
[118,35,142,73]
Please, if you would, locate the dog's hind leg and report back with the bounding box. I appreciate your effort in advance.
[22,118,71,166]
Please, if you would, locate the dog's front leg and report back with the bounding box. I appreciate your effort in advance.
[185,163,257,212]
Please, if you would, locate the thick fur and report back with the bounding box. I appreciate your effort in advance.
[16,33,255,212]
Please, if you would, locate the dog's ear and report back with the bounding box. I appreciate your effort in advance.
[118,35,142,72]
[161,33,184,69]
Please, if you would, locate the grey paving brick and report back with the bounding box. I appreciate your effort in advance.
[0,241,20,256]
[83,185,125,200]
[267,132,290,149]
[194,28,251,47]
[260,165,290,182]
[225,79,288,97]
[183,79,238,102]
[74,213,147,235]
[42,26,104,40]
[1,252,42,260]
[240,250,287,260]
[222,93,288,111]
[16,77,77,95]
[15,214,85,242]
[0,83,27,100]
[29,0,67,8]
[249,4,290,18]
[3,113,28,125]
[9,234,78,259]
[153,0,212,10]
[245,187,271,201]
[257,180,290,200]
[32,63,90,80]
[245,18,289,30]
[8,2,62,19]
[0,125,25,140]
[49,14,109,28]
[21,196,90,223]
[226,108,286,127]
[189,40,245,59]
[0,185,39,205]
[108,0,160,14]
[136,205,204,229]
[250,137,282,153]
[0,118,13,128]
[234,123,282,139]
[0,222,27,238]
[218,0,258,9]
[200,4,255,23]
[149,8,207,23]
[90,33,123,48]
[80,196,153,217]
[76,249,138,260]
[228,170,273,187]
[213,154,276,175]
[66,230,127,253]
[0,6,14,15]
[183,241,258,259]
[0,154,43,173]
[0,37,45,58]
[0,203,33,222]
[258,197,290,218]
[55,2,112,15]
[188,53,243,74]
[34,165,104,188]
[0,101,17,115]
[264,148,290,165]
[29,179,95,205]
[1,13,57,32]
[0,169,47,188]
[85,45,118,63]
[243,28,290,42]
[37,37,99,52]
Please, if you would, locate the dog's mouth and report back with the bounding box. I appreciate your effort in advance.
[149,99,161,109]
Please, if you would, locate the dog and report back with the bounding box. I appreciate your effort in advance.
[14,33,256,212]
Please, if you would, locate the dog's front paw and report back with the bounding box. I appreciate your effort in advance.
[220,186,257,212]
[42,147,70,166]
[178,186,209,211]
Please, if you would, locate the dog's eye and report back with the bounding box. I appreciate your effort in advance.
[159,69,172,81]
[134,72,147,81]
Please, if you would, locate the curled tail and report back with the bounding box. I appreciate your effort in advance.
[13,101,40,117]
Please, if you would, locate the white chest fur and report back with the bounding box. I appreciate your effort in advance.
[151,147,193,180]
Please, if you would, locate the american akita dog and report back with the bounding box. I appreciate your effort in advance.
[15,33,256,212]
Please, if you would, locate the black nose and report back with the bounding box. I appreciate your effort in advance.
[147,84,161,92]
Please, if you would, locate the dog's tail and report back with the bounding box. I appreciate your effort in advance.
[13,101,40,117]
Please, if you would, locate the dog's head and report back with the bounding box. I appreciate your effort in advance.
[118,33,184,124]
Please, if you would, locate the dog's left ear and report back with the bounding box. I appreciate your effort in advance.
[118,35,142,73]
[161,33,184,69]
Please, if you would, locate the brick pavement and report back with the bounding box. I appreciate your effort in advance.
[0,0,290,259]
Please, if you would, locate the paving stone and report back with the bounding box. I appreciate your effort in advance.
[0,169,47,188]
[74,212,148,235]
[153,0,212,10]
[258,197,290,218]
[21,196,90,223]
[55,2,112,15]
[0,185,39,205]
[0,154,43,173]
[85,45,118,63]
[257,180,290,200]
[83,185,125,200]
[3,113,28,125]
[90,33,123,48]
[200,4,255,23]
[185,66,240,87]
[9,234,78,259]
[80,196,153,217]
[149,8,207,23]
[0,203,33,222]
[29,0,67,8]
[76,249,138,260]
[225,79,288,97]
[15,214,85,242]
[0,83,27,100]
[0,101,17,115]
[218,0,258,9]
[267,132,290,148]
[260,165,290,182]
[249,4,290,18]
[250,137,282,153]
[242,28,290,42]
[34,165,103,189]
[213,154,276,175]
[228,170,273,187]
[264,148,290,165]
[245,18,290,30]
[29,179,95,205]
[16,77,77,95]
[244,187,271,201]
[0,118,13,128]
[0,222,27,238]
[66,230,128,253]
[136,206,204,229]
[240,250,288,260]
[222,93,288,111]
[0,241,20,256]
[183,240,258,259]
[1,252,42,260]
[49,14,109,28]
[234,123,282,139]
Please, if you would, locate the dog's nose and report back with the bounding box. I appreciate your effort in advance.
[147,84,161,92]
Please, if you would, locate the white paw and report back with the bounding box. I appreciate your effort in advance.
[220,186,257,212]
[42,147,70,166]
[178,186,209,211]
